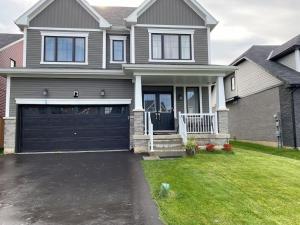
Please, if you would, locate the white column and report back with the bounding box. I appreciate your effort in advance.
[130,25,135,64]
[295,49,300,72]
[207,27,211,64]
[216,76,227,111]
[134,75,143,110]
[23,27,27,67]
[5,76,11,118]
[208,85,212,113]
[102,30,107,69]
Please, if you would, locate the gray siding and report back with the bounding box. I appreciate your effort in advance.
[279,86,295,147]
[278,52,297,71]
[30,0,99,29]
[10,78,134,117]
[106,33,130,70]
[202,87,209,113]
[137,0,205,26]
[293,88,300,148]
[26,29,103,69]
[135,27,208,65]
[227,87,281,142]
[225,74,238,100]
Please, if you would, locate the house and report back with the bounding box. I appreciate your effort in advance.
[0,0,236,154]
[225,35,300,148]
[0,34,23,148]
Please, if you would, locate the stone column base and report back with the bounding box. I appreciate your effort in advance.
[218,109,229,135]
[133,135,149,153]
[4,117,16,154]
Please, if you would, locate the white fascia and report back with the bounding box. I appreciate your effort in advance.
[15,98,132,105]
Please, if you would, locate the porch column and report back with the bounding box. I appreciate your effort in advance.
[134,75,143,111]
[216,76,229,134]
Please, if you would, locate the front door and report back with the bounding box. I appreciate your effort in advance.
[144,92,174,131]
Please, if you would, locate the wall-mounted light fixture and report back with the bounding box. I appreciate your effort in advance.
[100,90,105,97]
[42,89,49,97]
[74,90,79,98]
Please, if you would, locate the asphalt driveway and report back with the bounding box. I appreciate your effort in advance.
[0,152,162,225]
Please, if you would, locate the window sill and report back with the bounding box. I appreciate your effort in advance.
[149,59,195,63]
[40,61,88,65]
[110,61,127,64]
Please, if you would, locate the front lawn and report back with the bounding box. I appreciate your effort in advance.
[143,147,300,225]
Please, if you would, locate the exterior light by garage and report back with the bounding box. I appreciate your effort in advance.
[42,89,49,97]
[100,90,105,97]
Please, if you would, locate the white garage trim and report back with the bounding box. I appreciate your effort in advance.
[15,99,132,105]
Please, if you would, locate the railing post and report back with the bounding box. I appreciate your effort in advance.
[144,112,147,135]
[214,112,219,134]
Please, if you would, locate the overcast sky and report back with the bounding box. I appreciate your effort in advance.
[0,0,299,64]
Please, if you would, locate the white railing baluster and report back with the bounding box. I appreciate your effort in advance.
[179,113,217,134]
[179,112,188,144]
[147,112,154,152]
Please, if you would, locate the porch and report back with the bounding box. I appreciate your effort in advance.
[123,64,236,154]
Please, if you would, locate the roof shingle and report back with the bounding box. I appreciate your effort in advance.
[0,33,23,50]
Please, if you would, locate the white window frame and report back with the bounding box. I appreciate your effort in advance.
[148,28,195,63]
[40,31,89,65]
[231,76,236,91]
[110,36,127,64]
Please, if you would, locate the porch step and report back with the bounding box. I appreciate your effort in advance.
[153,134,182,140]
[149,149,186,158]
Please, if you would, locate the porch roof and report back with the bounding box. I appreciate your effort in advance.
[123,64,237,85]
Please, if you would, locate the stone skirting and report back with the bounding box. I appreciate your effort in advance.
[188,133,230,146]
[218,110,229,134]
[133,135,149,153]
[4,117,16,154]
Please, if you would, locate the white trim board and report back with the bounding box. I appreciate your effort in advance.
[28,27,102,32]
[109,36,127,64]
[15,99,132,105]
[5,76,11,117]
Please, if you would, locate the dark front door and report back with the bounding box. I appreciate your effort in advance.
[17,105,130,153]
[144,91,174,131]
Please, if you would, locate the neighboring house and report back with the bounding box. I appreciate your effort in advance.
[0,34,23,148]
[225,35,300,148]
[0,0,235,154]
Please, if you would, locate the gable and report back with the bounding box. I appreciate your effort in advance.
[137,0,205,25]
[29,0,99,29]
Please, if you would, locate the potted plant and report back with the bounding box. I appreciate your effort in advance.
[185,138,197,156]
[206,144,215,152]
[223,144,232,152]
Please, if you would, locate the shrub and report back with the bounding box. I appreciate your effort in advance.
[223,144,232,152]
[185,138,197,156]
[206,144,215,152]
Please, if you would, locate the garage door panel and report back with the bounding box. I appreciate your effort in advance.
[18,105,130,152]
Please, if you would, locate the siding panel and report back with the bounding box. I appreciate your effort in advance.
[201,87,209,113]
[26,30,103,69]
[30,0,99,29]
[10,78,134,117]
[278,52,297,71]
[138,0,205,26]
[135,27,208,65]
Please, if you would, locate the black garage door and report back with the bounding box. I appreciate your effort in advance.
[17,105,130,153]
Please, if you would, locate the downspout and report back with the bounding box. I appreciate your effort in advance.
[291,87,297,148]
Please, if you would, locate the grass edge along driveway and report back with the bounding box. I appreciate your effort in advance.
[142,143,300,225]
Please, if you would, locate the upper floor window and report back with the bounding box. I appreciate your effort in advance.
[148,29,194,62]
[110,36,127,64]
[231,76,236,91]
[10,59,16,68]
[41,31,88,65]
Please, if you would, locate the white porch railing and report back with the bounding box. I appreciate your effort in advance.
[179,113,218,134]
[179,112,188,145]
[144,112,154,152]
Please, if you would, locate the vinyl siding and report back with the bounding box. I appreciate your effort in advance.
[235,60,282,98]
[277,52,297,71]
[137,0,205,26]
[10,78,134,117]
[135,27,208,65]
[225,74,238,100]
[201,87,209,113]
[26,29,103,69]
[176,87,184,113]
[227,87,281,142]
[293,88,300,148]
[106,33,130,70]
[29,0,99,29]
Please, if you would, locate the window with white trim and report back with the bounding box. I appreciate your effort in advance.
[151,34,192,60]
[110,36,127,63]
[231,76,236,91]
[41,31,88,65]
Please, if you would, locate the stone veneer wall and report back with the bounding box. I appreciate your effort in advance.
[4,118,16,154]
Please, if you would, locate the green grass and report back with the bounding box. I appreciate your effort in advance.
[143,148,300,225]
[231,140,300,160]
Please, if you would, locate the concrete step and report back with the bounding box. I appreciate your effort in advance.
[149,149,186,157]
[153,143,183,149]
[153,134,182,140]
